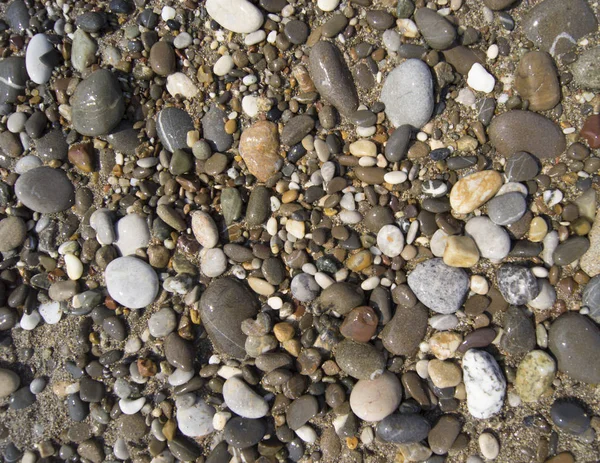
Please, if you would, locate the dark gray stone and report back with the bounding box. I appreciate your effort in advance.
[287,395,319,430]
[376,413,431,443]
[550,400,590,435]
[156,107,195,153]
[202,105,233,152]
[334,339,385,380]
[316,282,364,316]
[385,125,411,162]
[36,129,68,161]
[504,152,539,181]
[552,236,590,266]
[281,115,315,146]
[414,8,456,50]
[500,306,536,356]
[15,166,75,213]
[0,57,27,105]
[487,192,527,226]
[223,417,266,449]
[164,333,194,371]
[6,0,29,33]
[582,275,600,323]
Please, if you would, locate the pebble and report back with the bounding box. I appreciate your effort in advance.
[582,276,600,323]
[290,273,320,302]
[467,63,496,93]
[156,107,195,153]
[0,217,26,252]
[200,278,260,359]
[504,151,539,182]
[223,417,266,449]
[71,30,97,72]
[149,41,176,76]
[522,0,597,56]
[148,308,177,338]
[287,395,319,430]
[514,51,560,111]
[515,350,555,402]
[114,214,150,256]
[527,279,556,310]
[548,313,600,384]
[382,303,428,355]
[376,414,431,444]
[462,349,506,419]
[443,235,480,268]
[550,400,590,435]
[177,396,215,437]
[0,368,20,398]
[377,224,404,258]
[552,236,590,266]
[335,339,385,380]
[25,34,54,84]
[488,110,566,160]
[385,125,411,162]
[340,306,378,342]
[191,211,219,248]
[309,41,358,117]
[15,167,74,213]
[223,375,269,419]
[496,264,540,305]
[407,258,470,314]
[580,114,600,149]
[414,8,456,50]
[166,73,198,99]
[6,0,29,33]
[571,46,600,89]
[464,216,511,261]
[202,105,233,152]
[0,57,27,105]
[487,192,527,226]
[450,170,502,214]
[381,59,434,129]
[349,371,402,422]
[500,305,536,355]
[478,433,500,460]
[105,257,158,309]
[239,121,281,182]
[205,0,264,34]
[71,69,125,137]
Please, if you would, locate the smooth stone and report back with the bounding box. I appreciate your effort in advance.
[552,236,590,266]
[166,73,198,99]
[496,264,540,305]
[15,155,42,173]
[281,115,315,146]
[443,235,480,268]
[407,258,469,314]
[381,59,433,129]
[0,217,26,252]
[223,417,266,449]
[200,278,260,359]
[515,350,555,402]
[104,122,140,156]
[514,51,560,111]
[149,308,177,338]
[114,214,150,256]
[385,125,411,162]
[582,276,600,323]
[164,333,194,372]
[442,46,484,76]
[488,110,566,160]
[527,279,556,310]
[354,167,386,184]
[309,41,359,117]
[25,34,54,84]
[449,170,502,214]
[290,273,320,302]
[377,414,431,444]
[246,186,270,225]
[71,30,98,72]
[316,282,364,316]
[191,211,219,248]
[202,105,233,152]
[580,114,600,149]
[36,128,68,161]
[504,151,539,182]
[0,57,27,105]
[223,376,269,419]
[0,368,20,398]
[149,41,176,77]
[414,8,456,50]
[522,0,598,56]
[340,306,378,343]
[377,224,404,258]
[572,46,600,90]
[15,167,74,213]
[548,312,600,383]
[550,400,590,435]
[381,303,428,356]
[334,339,385,380]
[487,192,527,226]
[168,438,202,461]
[483,0,516,9]
[105,257,158,309]
[177,397,215,437]
[287,395,318,430]
[239,121,281,182]
[71,69,125,137]
[349,371,402,422]
[205,0,264,34]
[156,107,195,153]
[500,306,536,356]
[221,188,243,225]
[462,349,506,419]
[6,0,29,33]
[428,415,461,455]
[464,216,511,260]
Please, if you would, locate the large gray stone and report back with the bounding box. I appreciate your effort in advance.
[15,166,74,213]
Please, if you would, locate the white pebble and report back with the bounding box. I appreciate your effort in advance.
[168,369,195,387]
[467,63,496,93]
[317,0,340,11]
[213,55,234,76]
[295,425,317,444]
[377,224,404,258]
[339,210,362,224]
[478,432,500,460]
[242,95,260,117]
[384,171,408,185]
[244,30,266,46]
[361,276,380,291]
[38,301,63,325]
[166,73,199,99]
[212,411,231,431]
[487,44,499,60]
[416,359,429,379]
[315,272,334,289]
[64,253,83,280]
[161,6,175,20]
[20,311,41,330]
[470,275,489,295]
[119,397,146,415]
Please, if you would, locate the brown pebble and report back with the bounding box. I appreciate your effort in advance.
[339,306,378,342]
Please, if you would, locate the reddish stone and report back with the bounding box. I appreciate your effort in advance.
[340,306,378,343]
[580,114,600,149]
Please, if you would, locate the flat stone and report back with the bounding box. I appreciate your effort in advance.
[223,417,266,449]
[496,264,540,305]
[71,30,98,72]
[349,371,403,422]
[36,129,68,161]
[487,192,527,226]
[205,0,264,34]
[287,395,318,430]
[191,211,219,248]
[407,258,469,314]
[200,278,260,359]
[381,303,428,355]
[572,46,600,90]
[316,282,364,315]
[462,349,506,419]
[464,216,511,261]
[309,41,359,117]
[548,312,600,384]
[442,46,484,76]
[177,397,215,437]
[414,8,456,50]
[149,41,176,77]
[515,350,556,402]
[164,333,194,372]
[15,166,74,213]
[202,105,233,152]
[335,339,385,380]
[71,69,125,137]
[580,114,600,149]
[0,57,27,105]
[223,376,269,419]
[290,273,320,302]
[443,235,480,268]
[114,214,150,256]
[514,51,560,111]
[450,170,502,214]
[281,115,315,146]
[504,151,539,181]
[428,415,461,455]
[385,125,411,162]
[246,186,271,226]
[156,107,195,153]
[522,0,597,56]
[6,0,29,33]
[552,236,590,266]
[340,306,378,343]
[239,121,281,182]
[489,110,566,160]
[381,59,433,129]
[582,276,600,323]
[105,256,158,309]
[220,188,243,225]
[376,414,431,444]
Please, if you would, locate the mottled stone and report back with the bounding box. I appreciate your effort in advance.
[376,414,431,444]
[462,349,506,419]
[239,121,281,182]
[496,264,540,305]
[515,350,555,402]
[572,46,600,90]
[449,170,502,214]
[500,306,536,356]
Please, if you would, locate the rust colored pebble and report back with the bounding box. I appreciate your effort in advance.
[580,114,600,149]
[339,306,379,342]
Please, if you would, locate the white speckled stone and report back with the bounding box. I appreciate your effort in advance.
[462,349,506,419]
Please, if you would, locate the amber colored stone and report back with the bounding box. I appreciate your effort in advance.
[339,306,378,342]
[580,114,600,149]
[68,142,94,173]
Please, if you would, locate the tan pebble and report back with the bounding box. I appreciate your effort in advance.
[273,322,295,342]
[427,359,462,388]
[247,277,275,296]
[224,119,237,134]
[443,235,480,267]
[429,331,462,360]
[282,190,299,203]
[470,275,489,294]
[456,135,478,151]
[478,432,500,460]
[283,339,301,357]
[239,121,281,182]
[346,250,373,272]
[454,382,466,400]
[449,170,502,213]
[529,217,548,242]
[349,139,377,157]
[544,453,575,463]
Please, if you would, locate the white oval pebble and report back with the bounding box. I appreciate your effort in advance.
[119,397,146,415]
[317,0,340,11]
[296,425,317,444]
[213,55,235,76]
[20,311,42,330]
[64,253,83,280]
[377,224,405,258]
[384,171,408,185]
[168,369,195,387]
[191,211,219,248]
[38,301,63,325]
[205,0,264,34]
[467,63,495,93]
[177,397,215,437]
[26,34,54,84]
[166,73,199,99]
[478,432,500,460]
[245,30,266,46]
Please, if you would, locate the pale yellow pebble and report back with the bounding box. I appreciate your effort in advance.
[529,216,548,242]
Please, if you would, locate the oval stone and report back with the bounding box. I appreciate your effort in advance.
[515,350,556,402]
[349,371,403,422]
[205,0,264,34]
[25,34,54,84]
[15,166,74,213]
[514,51,560,111]
[462,349,506,419]
[376,413,431,444]
[0,57,27,105]
[449,170,503,214]
[105,257,158,309]
[200,278,260,359]
[71,69,125,136]
[239,121,281,182]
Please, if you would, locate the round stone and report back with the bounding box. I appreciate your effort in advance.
[177,396,215,437]
[290,273,320,302]
[0,216,26,252]
[350,371,403,422]
[377,224,405,258]
[105,257,159,309]
[15,166,75,213]
[376,413,431,444]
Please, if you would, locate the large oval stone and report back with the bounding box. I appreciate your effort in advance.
[514,51,560,111]
[548,312,600,384]
[200,278,260,359]
[489,111,566,160]
[449,170,502,214]
[414,8,456,50]
[309,41,359,117]
[205,0,264,34]
[71,69,125,136]
[239,121,281,182]
[15,166,74,213]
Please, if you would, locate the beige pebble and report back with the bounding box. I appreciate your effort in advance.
[428,359,462,388]
[429,331,462,360]
[443,235,480,268]
[470,275,489,294]
[349,139,377,157]
[529,217,548,242]
[449,170,502,214]
[247,277,275,296]
[478,432,500,460]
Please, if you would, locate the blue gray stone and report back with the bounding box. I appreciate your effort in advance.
[0,57,27,105]
[376,414,431,443]
[496,264,540,305]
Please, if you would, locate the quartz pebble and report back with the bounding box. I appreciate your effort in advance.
[105,257,158,309]
[205,0,264,33]
[462,349,506,419]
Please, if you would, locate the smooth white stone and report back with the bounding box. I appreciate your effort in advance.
[377,224,405,258]
[114,214,150,256]
[429,314,459,330]
[467,63,495,93]
[384,171,408,184]
[15,155,42,174]
[339,210,362,224]
[542,231,559,266]
[222,375,269,418]
[200,248,227,278]
[177,397,215,437]
[90,209,115,245]
[213,55,234,76]
[38,301,63,325]
[166,73,199,99]
[206,0,264,33]
[527,279,556,310]
[462,349,506,419]
[119,397,146,415]
[317,0,340,11]
[64,253,83,280]
[26,34,54,84]
[20,310,42,330]
[191,211,219,248]
[465,216,510,260]
[296,425,317,444]
[105,257,158,309]
[430,229,449,257]
[245,30,267,45]
[168,368,195,387]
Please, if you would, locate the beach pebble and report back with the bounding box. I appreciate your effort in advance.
[205,0,264,33]
[350,371,402,422]
[25,34,54,84]
[377,225,404,258]
[467,63,495,93]
[462,349,506,419]
[223,376,269,419]
[177,396,215,437]
[515,350,555,402]
[105,257,158,309]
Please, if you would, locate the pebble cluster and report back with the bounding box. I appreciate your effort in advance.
[0,0,599,462]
